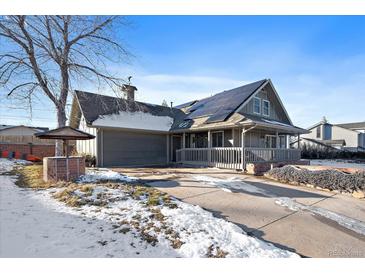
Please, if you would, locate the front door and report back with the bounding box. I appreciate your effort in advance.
[172,135,182,162]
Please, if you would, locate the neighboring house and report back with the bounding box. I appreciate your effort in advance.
[70,79,308,170]
[0,125,48,137]
[298,118,365,152]
[0,125,55,158]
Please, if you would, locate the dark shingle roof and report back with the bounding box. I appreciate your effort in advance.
[335,121,365,130]
[184,79,267,123]
[75,90,186,126]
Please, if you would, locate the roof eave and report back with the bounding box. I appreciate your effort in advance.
[239,120,309,134]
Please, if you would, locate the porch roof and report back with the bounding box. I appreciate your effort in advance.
[239,114,309,134]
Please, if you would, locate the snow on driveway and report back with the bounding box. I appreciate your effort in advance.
[0,159,298,258]
[192,174,365,237]
[193,175,272,196]
[275,197,365,236]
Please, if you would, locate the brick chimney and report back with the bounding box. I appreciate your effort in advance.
[121,84,137,101]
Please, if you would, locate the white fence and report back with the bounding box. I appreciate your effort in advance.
[176,147,301,169]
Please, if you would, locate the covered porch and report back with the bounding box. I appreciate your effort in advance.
[171,124,303,171]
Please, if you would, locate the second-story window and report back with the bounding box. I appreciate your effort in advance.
[316,126,321,138]
[263,100,270,116]
[253,97,261,114]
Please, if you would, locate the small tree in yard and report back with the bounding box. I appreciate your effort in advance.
[0,16,130,155]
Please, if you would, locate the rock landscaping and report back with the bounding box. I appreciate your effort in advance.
[265,165,365,198]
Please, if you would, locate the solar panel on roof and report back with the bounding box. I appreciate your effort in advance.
[205,112,232,123]
[187,79,266,121]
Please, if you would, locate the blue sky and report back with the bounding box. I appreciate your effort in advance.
[1,16,365,128]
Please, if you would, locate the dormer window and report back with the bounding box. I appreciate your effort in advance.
[263,100,270,116]
[253,97,261,114]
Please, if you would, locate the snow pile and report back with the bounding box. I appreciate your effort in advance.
[276,197,365,236]
[77,168,138,183]
[193,175,271,196]
[0,158,30,174]
[92,111,174,132]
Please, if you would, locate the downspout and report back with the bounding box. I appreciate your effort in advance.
[240,124,257,171]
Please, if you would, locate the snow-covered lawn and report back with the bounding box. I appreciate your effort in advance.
[310,159,365,169]
[0,159,298,258]
[77,168,138,183]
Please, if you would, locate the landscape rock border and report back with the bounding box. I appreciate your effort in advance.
[265,165,365,199]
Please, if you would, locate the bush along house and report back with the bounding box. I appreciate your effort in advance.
[69,79,309,175]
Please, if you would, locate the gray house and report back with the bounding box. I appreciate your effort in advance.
[70,79,308,170]
[299,118,365,152]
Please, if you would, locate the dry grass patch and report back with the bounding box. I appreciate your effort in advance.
[14,165,65,189]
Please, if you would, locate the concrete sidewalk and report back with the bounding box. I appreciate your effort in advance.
[115,167,365,258]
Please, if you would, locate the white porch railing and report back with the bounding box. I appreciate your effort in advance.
[176,147,301,170]
[244,148,301,163]
[176,147,242,169]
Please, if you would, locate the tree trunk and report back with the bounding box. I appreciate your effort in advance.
[55,107,67,156]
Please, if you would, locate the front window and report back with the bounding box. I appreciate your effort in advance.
[265,135,286,148]
[253,97,261,114]
[212,131,224,147]
[279,135,286,148]
[263,100,270,116]
[265,135,277,148]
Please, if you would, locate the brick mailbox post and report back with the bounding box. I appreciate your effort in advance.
[35,126,95,182]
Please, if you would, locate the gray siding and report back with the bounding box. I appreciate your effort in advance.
[332,125,359,148]
[239,85,290,124]
[302,125,322,140]
[101,129,167,167]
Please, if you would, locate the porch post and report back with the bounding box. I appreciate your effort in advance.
[182,133,186,148]
[297,134,301,149]
[182,133,186,162]
[241,128,245,171]
[166,134,169,164]
[207,130,211,165]
[232,128,235,146]
[276,130,279,148]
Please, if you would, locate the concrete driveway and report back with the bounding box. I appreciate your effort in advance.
[113,167,365,258]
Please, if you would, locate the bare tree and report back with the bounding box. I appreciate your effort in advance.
[0,16,130,155]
